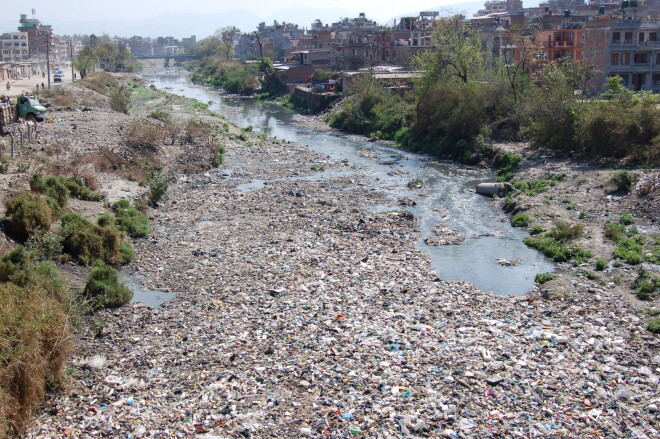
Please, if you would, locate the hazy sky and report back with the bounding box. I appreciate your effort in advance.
[6,0,477,24]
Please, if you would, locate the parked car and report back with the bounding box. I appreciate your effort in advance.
[53,74,63,83]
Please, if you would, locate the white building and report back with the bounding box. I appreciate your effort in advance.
[1,32,30,62]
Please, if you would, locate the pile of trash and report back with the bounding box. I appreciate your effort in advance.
[28,135,659,439]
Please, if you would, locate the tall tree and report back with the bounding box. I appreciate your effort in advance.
[416,16,485,88]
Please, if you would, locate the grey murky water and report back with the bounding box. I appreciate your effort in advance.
[123,273,175,307]
[143,72,554,295]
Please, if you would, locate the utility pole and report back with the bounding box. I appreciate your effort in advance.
[70,40,75,82]
[46,33,51,89]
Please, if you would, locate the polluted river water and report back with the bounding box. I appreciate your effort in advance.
[142,71,554,297]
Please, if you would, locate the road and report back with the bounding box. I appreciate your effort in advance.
[3,64,80,98]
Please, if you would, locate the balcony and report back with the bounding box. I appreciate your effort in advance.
[549,40,574,47]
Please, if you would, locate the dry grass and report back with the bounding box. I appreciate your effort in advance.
[77,72,118,97]
[125,118,165,151]
[0,255,73,437]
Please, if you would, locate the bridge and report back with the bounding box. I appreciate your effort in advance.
[135,55,201,64]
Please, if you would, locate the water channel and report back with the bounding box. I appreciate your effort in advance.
[142,71,554,296]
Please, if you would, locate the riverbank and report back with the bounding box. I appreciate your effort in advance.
[0,72,658,438]
[490,141,659,306]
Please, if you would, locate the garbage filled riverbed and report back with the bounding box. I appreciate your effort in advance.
[144,73,554,296]
[28,104,659,438]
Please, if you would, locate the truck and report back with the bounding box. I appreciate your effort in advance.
[0,94,47,132]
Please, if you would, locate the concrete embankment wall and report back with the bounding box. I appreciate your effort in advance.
[291,86,340,113]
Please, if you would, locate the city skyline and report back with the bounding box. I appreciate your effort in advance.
[2,0,495,38]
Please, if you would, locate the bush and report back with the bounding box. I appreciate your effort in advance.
[636,274,659,301]
[114,206,150,238]
[146,166,174,206]
[619,213,634,225]
[535,272,554,284]
[5,192,58,242]
[524,236,592,263]
[148,109,171,123]
[110,85,131,114]
[578,78,660,158]
[328,72,414,141]
[84,264,133,310]
[25,232,62,261]
[0,256,72,436]
[529,225,544,235]
[125,118,164,150]
[30,173,101,204]
[212,144,225,167]
[60,213,133,266]
[184,119,212,144]
[547,221,584,243]
[613,236,644,265]
[511,214,531,227]
[595,258,607,271]
[608,171,636,193]
[648,319,660,334]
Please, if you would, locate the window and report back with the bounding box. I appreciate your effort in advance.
[612,32,620,43]
[611,53,619,65]
[650,32,657,42]
[634,52,649,63]
[535,50,548,60]
[656,53,660,64]
[621,53,631,64]
[653,74,660,86]
[624,32,633,43]
[555,33,562,42]
[639,32,645,42]
[565,50,572,58]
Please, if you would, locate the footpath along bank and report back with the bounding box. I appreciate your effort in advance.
[3,73,657,437]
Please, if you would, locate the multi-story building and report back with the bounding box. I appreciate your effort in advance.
[0,32,29,62]
[607,18,659,90]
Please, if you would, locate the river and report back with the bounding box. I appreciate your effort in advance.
[142,71,554,296]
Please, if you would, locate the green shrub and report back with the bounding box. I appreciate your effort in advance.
[4,192,58,242]
[148,109,171,123]
[604,222,626,242]
[30,173,101,204]
[635,270,660,300]
[529,225,544,235]
[595,258,607,271]
[608,171,636,193]
[60,213,132,266]
[212,144,225,167]
[578,78,660,158]
[110,85,131,114]
[524,236,592,263]
[84,264,133,310]
[511,214,531,227]
[514,179,551,196]
[547,221,584,243]
[112,199,131,211]
[146,166,174,206]
[648,319,660,333]
[619,213,634,225]
[25,232,62,261]
[613,236,644,265]
[115,207,150,238]
[328,72,414,141]
[535,272,554,284]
